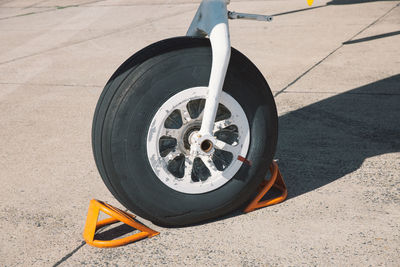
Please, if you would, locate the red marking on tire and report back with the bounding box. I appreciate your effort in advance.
[237,156,252,166]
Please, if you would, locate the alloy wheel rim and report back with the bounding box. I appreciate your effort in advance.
[146,87,250,194]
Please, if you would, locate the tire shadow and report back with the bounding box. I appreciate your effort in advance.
[179,75,399,228]
[276,74,400,199]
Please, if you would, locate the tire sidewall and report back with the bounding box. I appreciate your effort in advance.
[101,40,277,226]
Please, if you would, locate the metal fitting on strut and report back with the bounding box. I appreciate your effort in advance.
[228,11,273,22]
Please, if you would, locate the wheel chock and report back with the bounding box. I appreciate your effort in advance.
[83,199,159,248]
[244,161,288,213]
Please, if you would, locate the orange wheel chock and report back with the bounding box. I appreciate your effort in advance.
[83,199,159,248]
[244,161,288,213]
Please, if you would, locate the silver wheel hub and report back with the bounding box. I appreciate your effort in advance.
[146,87,250,194]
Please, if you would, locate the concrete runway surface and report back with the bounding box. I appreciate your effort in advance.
[0,0,399,266]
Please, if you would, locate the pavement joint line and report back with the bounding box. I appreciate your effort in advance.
[76,2,326,12]
[79,0,292,8]
[52,241,86,267]
[1,6,49,9]
[345,2,400,44]
[0,8,55,21]
[50,207,132,266]
[82,0,289,6]
[273,2,400,98]
[0,82,102,87]
[80,3,198,7]
[4,2,396,67]
[0,8,195,67]
[0,0,108,21]
[1,2,195,8]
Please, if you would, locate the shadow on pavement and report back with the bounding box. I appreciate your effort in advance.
[94,223,137,241]
[272,5,327,17]
[327,0,399,5]
[276,74,400,199]
[272,0,398,17]
[185,75,399,228]
[343,30,400,44]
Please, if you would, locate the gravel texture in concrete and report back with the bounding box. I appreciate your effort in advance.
[0,0,399,266]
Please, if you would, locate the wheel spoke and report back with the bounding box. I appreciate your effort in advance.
[213,119,233,133]
[200,155,220,176]
[183,157,194,182]
[180,105,192,124]
[165,149,181,161]
[214,139,239,155]
[162,127,181,139]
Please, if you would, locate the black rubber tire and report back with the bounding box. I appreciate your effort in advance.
[92,37,278,227]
